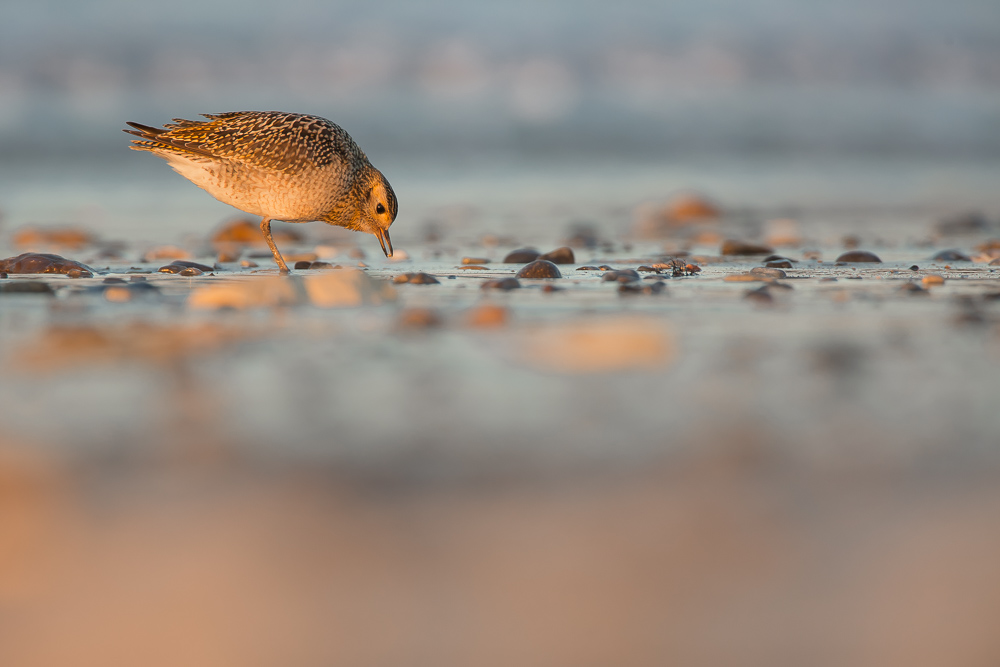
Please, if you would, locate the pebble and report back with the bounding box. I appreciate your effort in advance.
[899,282,929,295]
[503,249,540,263]
[910,265,919,271]
[142,246,191,262]
[932,249,971,262]
[457,265,489,270]
[0,252,95,277]
[0,281,55,294]
[309,261,334,270]
[393,272,440,285]
[744,286,774,304]
[12,225,95,250]
[178,267,204,276]
[159,260,213,274]
[922,274,945,286]
[636,266,660,273]
[749,266,787,279]
[720,239,774,256]
[990,258,1000,266]
[539,247,575,264]
[481,278,521,290]
[462,257,490,265]
[294,260,313,270]
[465,304,509,328]
[765,260,793,269]
[397,308,442,329]
[577,266,600,271]
[516,260,562,279]
[601,269,640,283]
[212,218,303,246]
[240,259,259,268]
[835,250,882,263]
[618,281,666,295]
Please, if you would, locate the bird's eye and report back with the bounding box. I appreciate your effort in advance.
[376,203,386,215]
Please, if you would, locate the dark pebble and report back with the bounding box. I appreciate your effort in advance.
[0,272,6,279]
[602,269,640,283]
[0,252,95,277]
[539,246,575,264]
[159,260,213,274]
[762,254,796,263]
[515,260,562,279]
[932,249,971,262]
[749,266,787,279]
[0,281,54,294]
[721,240,774,256]
[744,286,774,304]
[294,260,313,270]
[619,281,666,295]
[503,248,541,263]
[598,265,614,271]
[910,265,919,271]
[835,250,882,263]
[171,260,214,271]
[765,260,793,269]
[577,266,599,271]
[481,277,521,290]
[102,277,127,284]
[637,266,660,273]
[899,283,929,295]
[394,272,440,285]
[180,267,203,276]
[310,261,333,269]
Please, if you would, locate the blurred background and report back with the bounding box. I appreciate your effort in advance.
[1,0,999,240]
[3,2,1000,665]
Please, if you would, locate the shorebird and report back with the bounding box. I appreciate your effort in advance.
[125,111,398,272]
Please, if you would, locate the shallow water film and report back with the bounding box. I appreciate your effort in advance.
[2,1,1000,665]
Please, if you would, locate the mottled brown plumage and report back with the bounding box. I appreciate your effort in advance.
[125,111,398,271]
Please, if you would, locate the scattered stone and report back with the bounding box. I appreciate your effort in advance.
[835,250,882,263]
[910,265,919,271]
[12,225,95,250]
[393,272,440,285]
[0,272,6,279]
[618,281,666,295]
[577,266,600,271]
[503,248,541,263]
[516,260,562,279]
[539,247,575,264]
[601,269,640,283]
[0,281,55,295]
[397,308,442,329]
[211,218,303,247]
[765,260,793,269]
[240,260,258,268]
[744,286,774,305]
[899,282,929,295]
[0,253,95,277]
[465,304,509,328]
[294,260,313,270]
[159,260,214,274]
[179,267,203,276]
[819,277,838,282]
[720,240,773,256]
[481,278,521,291]
[462,257,490,265]
[636,266,660,273]
[309,261,334,270]
[922,274,945,286]
[932,249,971,262]
[142,246,190,262]
[750,266,787,279]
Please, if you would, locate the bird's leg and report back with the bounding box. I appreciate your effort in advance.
[260,217,290,273]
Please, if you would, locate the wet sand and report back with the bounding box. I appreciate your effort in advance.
[2,201,1000,664]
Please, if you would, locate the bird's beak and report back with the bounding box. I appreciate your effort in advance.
[376,227,393,258]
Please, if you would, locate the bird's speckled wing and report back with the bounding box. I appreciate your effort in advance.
[128,111,368,173]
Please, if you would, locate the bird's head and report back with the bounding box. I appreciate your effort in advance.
[358,168,398,257]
